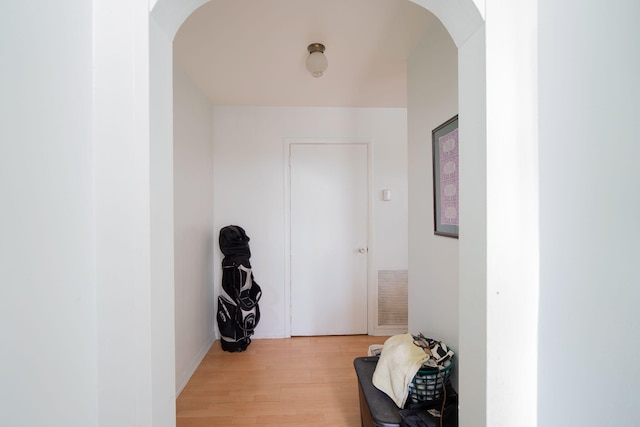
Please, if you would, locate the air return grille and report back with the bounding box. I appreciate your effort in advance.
[377,270,408,326]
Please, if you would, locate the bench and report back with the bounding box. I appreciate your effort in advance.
[354,356,402,427]
[354,356,458,427]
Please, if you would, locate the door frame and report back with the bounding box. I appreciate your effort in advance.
[283,137,374,337]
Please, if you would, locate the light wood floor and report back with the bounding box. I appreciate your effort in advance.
[176,335,389,427]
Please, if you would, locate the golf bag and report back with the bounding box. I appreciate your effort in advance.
[216,225,262,352]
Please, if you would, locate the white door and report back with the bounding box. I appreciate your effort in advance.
[290,143,368,336]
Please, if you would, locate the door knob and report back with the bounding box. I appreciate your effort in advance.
[357,248,367,253]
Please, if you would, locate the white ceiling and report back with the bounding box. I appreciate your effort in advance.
[173,0,439,107]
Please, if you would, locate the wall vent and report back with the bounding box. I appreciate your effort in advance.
[377,270,408,326]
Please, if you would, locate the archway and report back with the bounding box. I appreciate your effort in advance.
[148,1,537,426]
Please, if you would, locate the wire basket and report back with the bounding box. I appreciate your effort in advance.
[407,358,454,404]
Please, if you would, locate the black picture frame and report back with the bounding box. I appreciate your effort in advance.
[432,115,459,238]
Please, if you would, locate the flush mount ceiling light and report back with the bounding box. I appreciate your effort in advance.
[306,43,328,78]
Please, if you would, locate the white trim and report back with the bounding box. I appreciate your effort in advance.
[372,326,408,337]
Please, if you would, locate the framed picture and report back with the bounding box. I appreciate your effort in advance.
[432,115,459,238]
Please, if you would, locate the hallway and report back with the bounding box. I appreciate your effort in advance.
[176,335,388,426]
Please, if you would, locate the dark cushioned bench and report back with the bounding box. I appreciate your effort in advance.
[354,356,458,427]
[354,356,402,427]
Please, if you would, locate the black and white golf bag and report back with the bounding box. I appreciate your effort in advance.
[216,225,262,352]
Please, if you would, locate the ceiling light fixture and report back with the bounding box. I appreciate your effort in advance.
[306,43,328,78]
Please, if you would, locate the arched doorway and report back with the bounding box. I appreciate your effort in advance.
[148,1,538,426]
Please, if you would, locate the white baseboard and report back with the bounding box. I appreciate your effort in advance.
[371,325,408,337]
[175,333,216,396]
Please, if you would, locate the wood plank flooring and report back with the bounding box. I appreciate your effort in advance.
[176,335,389,427]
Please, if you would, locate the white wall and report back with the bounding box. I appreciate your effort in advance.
[457,23,487,427]
[537,1,640,425]
[173,65,215,393]
[484,1,539,426]
[407,17,459,383]
[0,3,97,426]
[211,106,409,338]
[94,0,158,425]
[150,15,178,425]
